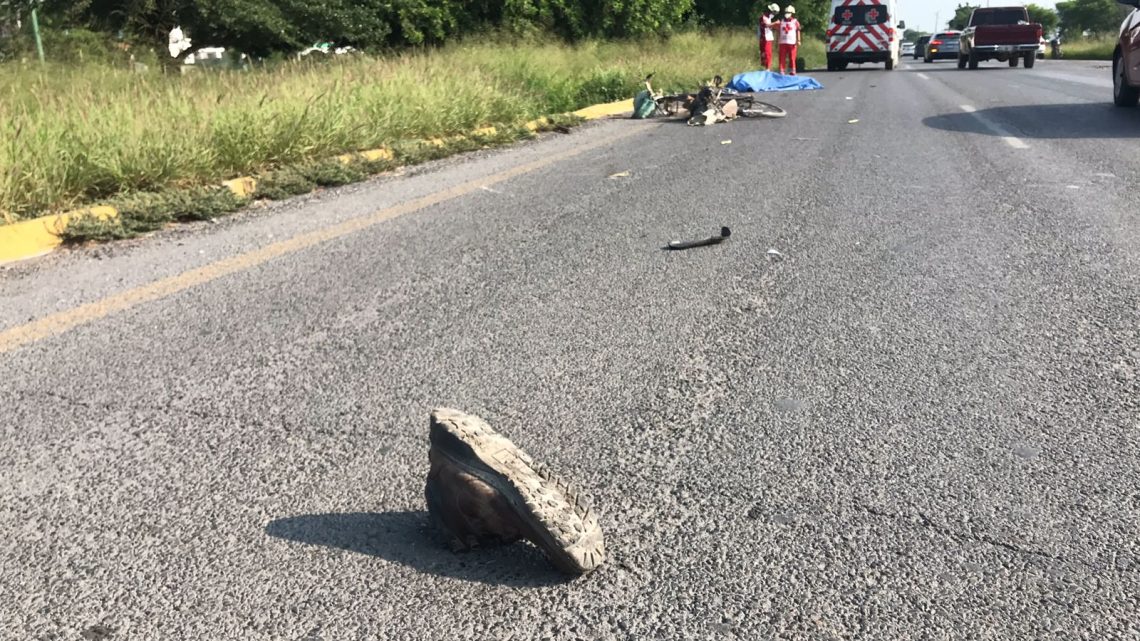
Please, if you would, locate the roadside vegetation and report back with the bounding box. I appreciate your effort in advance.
[2,31,824,231]
[1063,36,1115,60]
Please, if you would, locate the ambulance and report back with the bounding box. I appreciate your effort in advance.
[825,0,906,71]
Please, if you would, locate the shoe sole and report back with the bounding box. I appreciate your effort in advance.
[428,408,605,574]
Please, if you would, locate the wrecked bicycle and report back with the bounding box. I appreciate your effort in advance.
[639,74,787,119]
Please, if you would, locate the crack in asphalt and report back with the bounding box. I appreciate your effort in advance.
[8,388,420,443]
[853,502,1116,570]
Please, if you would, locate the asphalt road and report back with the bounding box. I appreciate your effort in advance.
[2,58,1138,640]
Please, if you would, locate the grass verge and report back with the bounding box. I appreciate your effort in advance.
[2,30,823,223]
[1063,36,1115,61]
[58,117,576,242]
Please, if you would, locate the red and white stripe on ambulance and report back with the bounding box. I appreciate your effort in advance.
[827,0,895,54]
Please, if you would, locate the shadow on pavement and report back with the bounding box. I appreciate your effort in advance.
[819,66,888,73]
[923,102,1140,139]
[265,510,571,587]
[910,64,997,71]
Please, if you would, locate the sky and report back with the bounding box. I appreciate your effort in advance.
[896,0,1058,33]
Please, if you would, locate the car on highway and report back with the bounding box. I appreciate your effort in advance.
[914,35,931,59]
[1114,0,1140,106]
[924,31,961,62]
[1037,36,1046,59]
[958,6,1042,69]
[902,41,915,56]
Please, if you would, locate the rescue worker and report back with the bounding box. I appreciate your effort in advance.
[777,5,802,76]
[758,3,779,70]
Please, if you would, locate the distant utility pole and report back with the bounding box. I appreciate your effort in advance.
[30,4,45,63]
[934,11,940,31]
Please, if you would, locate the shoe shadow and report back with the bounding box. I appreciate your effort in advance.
[265,511,572,588]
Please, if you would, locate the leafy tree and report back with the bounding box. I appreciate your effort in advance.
[903,28,929,42]
[691,0,754,26]
[796,0,831,39]
[947,4,978,31]
[27,0,792,57]
[1025,3,1059,35]
[591,0,694,38]
[37,0,461,55]
[1055,0,1130,37]
[0,0,27,37]
[689,0,828,40]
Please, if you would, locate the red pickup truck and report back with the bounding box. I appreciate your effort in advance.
[958,6,1043,69]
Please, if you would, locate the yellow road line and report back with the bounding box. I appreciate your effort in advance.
[0,127,642,355]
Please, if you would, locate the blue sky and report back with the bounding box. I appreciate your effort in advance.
[896,0,1059,33]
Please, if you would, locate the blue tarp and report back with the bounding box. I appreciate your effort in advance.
[726,70,824,93]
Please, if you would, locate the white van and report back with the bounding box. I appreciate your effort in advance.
[825,0,906,71]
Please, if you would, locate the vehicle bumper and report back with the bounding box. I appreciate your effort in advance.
[828,51,890,63]
[926,49,959,59]
[971,44,1039,55]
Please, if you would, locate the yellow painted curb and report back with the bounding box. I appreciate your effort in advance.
[524,98,632,131]
[0,99,632,266]
[358,148,396,162]
[571,98,635,120]
[222,176,258,199]
[0,206,119,265]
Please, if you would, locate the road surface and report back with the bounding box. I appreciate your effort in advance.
[2,59,1138,640]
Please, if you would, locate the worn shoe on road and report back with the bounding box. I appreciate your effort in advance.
[425,408,605,574]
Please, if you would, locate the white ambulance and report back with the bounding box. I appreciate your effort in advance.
[825,0,906,71]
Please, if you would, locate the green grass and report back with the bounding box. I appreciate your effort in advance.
[1,30,823,223]
[60,186,248,242]
[60,117,579,242]
[1063,36,1116,61]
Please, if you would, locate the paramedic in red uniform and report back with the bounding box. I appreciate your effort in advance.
[778,5,802,75]
[758,3,779,70]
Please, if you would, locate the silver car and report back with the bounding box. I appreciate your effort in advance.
[902,41,915,57]
[924,31,961,62]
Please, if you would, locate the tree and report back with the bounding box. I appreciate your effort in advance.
[1055,0,1130,37]
[947,3,978,31]
[27,0,768,57]
[1025,3,1058,36]
[690,0,755,26]
[903,28,928,42]
[691,0,829,40]
[36,0,457,55]
[796,0,831,39]
[0,0,28,36]
[591,0,695,38]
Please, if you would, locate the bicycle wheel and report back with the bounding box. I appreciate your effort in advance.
[740,101,787,118]
[718,95,753,110]
[659,96,682,115]
[660,94,693,116]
